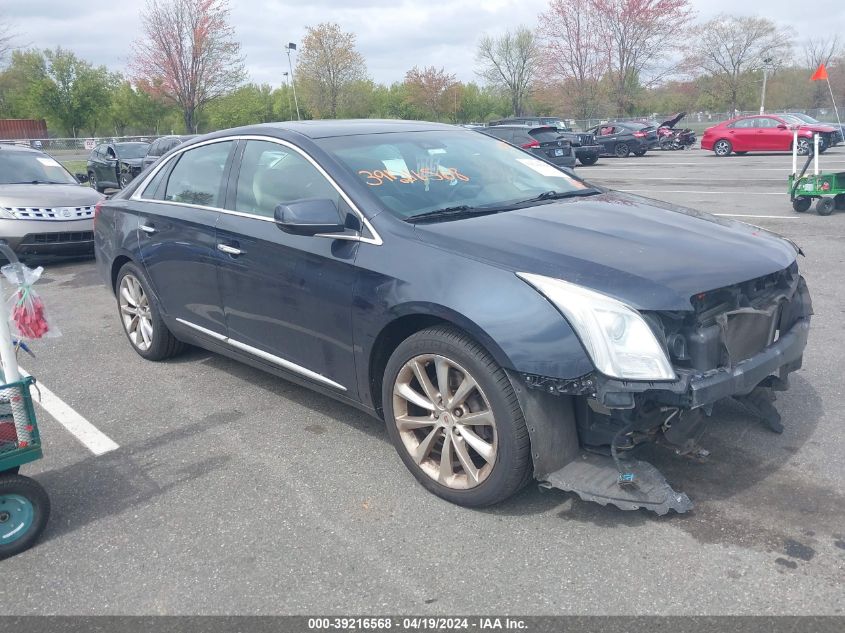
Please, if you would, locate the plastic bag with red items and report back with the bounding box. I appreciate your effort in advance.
[1,263,61,340]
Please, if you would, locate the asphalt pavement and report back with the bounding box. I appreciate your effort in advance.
[2,146,844,615]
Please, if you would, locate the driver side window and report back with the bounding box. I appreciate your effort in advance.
[234,140,340,218]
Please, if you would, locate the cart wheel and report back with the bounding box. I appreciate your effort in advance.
[792,197,812,213]
[817,197,835,216]
[0,475,50,560]
[835,194,845,210]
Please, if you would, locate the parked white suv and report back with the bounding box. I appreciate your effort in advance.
[0,144,104,259]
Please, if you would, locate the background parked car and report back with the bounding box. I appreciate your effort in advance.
[585,121,658,157]
[779,113,843,146]
[142,135,197,170]
[701,114,837,157]
[86,141,150,192]
[0,144,103,260]
[489,117,601,165]
[478,125,575,169]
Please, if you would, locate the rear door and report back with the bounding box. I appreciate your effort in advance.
[136,139,236,337]
[215,138,360,394]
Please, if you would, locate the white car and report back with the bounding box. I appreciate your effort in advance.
[0,144,104,259]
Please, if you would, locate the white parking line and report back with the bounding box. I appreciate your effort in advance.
[714,214,799,219]
[20,369,120,456]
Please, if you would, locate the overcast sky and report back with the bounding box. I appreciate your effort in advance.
[4,0,845,85]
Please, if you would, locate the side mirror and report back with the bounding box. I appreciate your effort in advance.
[274,198,346,236]
[75,172,89,183]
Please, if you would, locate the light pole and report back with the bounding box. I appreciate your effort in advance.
[284,42,301,121]
[759,57,774,115]
[282,71,293,121]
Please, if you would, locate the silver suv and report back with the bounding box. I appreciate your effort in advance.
[0,144,104,259]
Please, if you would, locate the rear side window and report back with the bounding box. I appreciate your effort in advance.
[233,140,339,218]
[484,128,512,143]
[164,141,234,208]
[529,129,561,142]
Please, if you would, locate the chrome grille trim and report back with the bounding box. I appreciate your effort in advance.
[3,206,95,221]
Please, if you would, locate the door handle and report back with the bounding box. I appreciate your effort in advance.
[139,224,156,234]
[217,243,243,256]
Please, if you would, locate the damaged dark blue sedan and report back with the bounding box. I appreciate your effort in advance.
[94,120,812,514]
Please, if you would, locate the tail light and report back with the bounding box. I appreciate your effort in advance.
[521,139,540,148]
[93,200,104,229]
[633,131,646,138]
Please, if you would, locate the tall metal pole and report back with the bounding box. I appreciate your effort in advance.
[285,44,301,121]
[759,68,768,115]
[282,71,293,121]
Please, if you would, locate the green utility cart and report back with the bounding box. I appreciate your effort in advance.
[789,132,845,216]
[0,241,50,560]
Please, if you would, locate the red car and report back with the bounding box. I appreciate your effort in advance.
[701,114,837,157]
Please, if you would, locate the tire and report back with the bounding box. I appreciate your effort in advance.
[578,154,599,166]
[713,139,732,157]
[115,261,186,361]
[0,474,50,560]
[796,138,811,156]
[835,194,845,210]
[382,325,532,507]
[89,172,103,194]
[614,142,630,158]
[816,197,835,216]
[792,197,812,213]
[119,173,130,189]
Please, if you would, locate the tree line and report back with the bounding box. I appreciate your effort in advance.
[0,0,842,138]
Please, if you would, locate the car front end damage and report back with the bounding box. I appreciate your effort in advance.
[509,262,812,514]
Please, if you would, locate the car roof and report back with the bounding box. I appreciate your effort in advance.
[0,143,44,155]
[197,119,458,141]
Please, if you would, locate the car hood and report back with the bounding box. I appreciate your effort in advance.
[413,192,797,311]
[658,112,686,129]
[0,183,104,208]
[797,123,838,133]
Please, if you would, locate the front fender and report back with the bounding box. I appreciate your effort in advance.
[352,232,593,410]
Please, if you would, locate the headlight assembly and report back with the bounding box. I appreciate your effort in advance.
[517,272,676,381]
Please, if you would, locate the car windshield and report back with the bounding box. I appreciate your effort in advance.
[115,143,151,159]
[317,130,592,220]
[787,113,815,124]
[0,151,77,185]
[778,114,804,125]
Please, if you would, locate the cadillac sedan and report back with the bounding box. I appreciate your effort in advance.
[94,120,811,514]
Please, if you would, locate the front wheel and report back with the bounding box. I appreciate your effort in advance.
[383,326,532,507]
[89,172,103,193]
[796,138,811,156]
[578,154,599,166]
[792,197,812,213]
[116,262,186,360]
[0,475,50,560]
[713,139,732,156]
[614,142,630,158]
[835,194,845,210]
[817,197,835,216]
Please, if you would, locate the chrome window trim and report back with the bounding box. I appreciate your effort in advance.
[175,318,346,391]
[130,134,383,246]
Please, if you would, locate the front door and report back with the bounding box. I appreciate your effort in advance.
[137,139,236,337]
[215,139,360,395]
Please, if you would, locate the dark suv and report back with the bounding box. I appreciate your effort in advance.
[478,125,575,169]
[142,135,198,170]
[489,118,602,166]
[86,142,150,192]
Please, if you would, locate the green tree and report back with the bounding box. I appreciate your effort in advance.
[205,83,275,129]
[34,48,115,136]
[0,50,47,118]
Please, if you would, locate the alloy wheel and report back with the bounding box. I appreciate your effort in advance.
[392,354,498,490]
[796,139,810,155]
[0,494,34,546]
[714,140,731,156]
[119,274,154,351]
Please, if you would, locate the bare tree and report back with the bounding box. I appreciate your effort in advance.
[296,23,367,119]
[804,36,841,109]
[537,0,604,118]
[0,12,17,64]
[132,0,246,132]
[594,0,694,115]
[476,27,539,117]
[404,66,458,120]
[686,14,792,114]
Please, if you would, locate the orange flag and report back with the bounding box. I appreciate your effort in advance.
[811,64,829,81]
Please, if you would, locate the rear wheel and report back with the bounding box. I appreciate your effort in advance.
[614,142,630,158]
[796,138,811,155]
[792,197,812,213]
[835,194,845,210]
[817,197,835,216]
[713,139,732,156]
[116,262,185,361]
[89,172,103,193]
[578,154,599,166]
[0,475,49,560]
[383,326,532,507]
